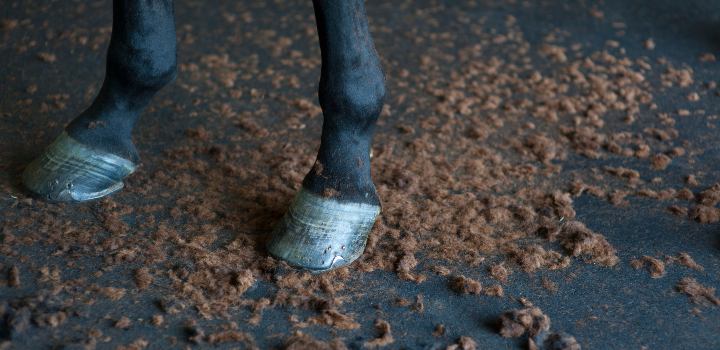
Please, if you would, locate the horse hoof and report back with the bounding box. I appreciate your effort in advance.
[22,132,136,202]
[267,188,381,273]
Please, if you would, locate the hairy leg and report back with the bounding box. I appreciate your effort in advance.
[23,0,176,201]
[267,0,386,272]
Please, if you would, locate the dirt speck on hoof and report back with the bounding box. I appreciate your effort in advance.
[313,161,324,176]
[322,187,339,198]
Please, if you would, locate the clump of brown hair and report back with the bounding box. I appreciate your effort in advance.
[499,307,550,338]
[449,275,482,295]
[283,331,347,350]
[676,277,720,307]
[363,319,394,348]
[559,221,619,266]
[630,256,665,278]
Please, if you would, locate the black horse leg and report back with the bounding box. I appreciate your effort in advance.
[22,0,176,201]
[267,0,386,272]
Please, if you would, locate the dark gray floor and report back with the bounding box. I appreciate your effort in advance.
[1,0,720,349]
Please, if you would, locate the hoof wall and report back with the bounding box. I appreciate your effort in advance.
[267,188,380,273]
[22,132,136,202]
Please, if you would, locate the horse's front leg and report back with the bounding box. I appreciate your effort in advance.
[267,0,386,272]
[22,0,177,201]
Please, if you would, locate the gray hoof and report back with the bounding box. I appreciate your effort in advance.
[267,188,380,272]
[22,132,136,202]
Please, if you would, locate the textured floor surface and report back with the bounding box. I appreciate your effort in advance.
[1,0,720,349]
